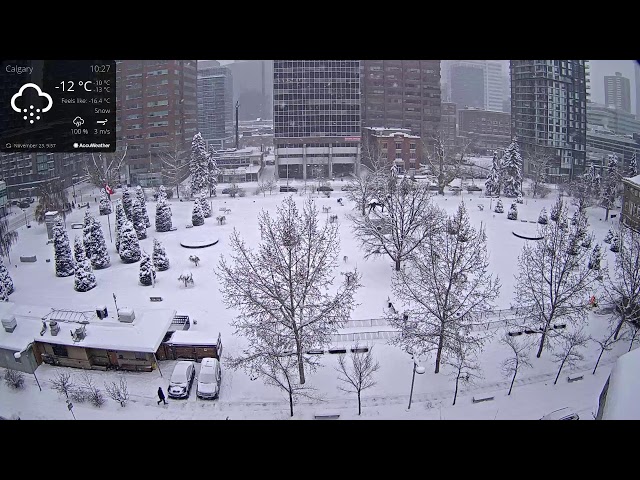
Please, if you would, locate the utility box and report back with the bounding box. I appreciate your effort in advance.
[2,315,17,333]
[49,321,60,336]
[44,211,60,240]
[96,305,108,319]
[118,308,135,323]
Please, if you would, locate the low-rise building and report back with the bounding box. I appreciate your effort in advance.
[586,128,640,175]
[588,103,640,137]
[363,127,422,175]
[210,147,264,183]
[621,174,640,231]
[596,346,640,420]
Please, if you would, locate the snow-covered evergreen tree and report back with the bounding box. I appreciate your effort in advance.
[550,197,562,222]
[500,140,523,197]
[157,185,168,202]
[192,200,204,226]
[152,238,169,271]
[115,201,126,253]
[74,256,96,292]
[139,251,156,286]
[190,133,209,195]
[0,262,14,297]
[516,193,524,204]
[604,228,614,244]
[208,146,218,197]
[507,203,518,220]
[53,218,74,277]
[135,186,151,228]
[73,235,85,263]
[485,151,501,197]
[121,186,134,221]
[538,208,548,224]
[199,191,212,218]
[99,189,112,216]
[118,220,141,263]
[83,211,110,269]
[602,153,619,221]
[610,232,620,253]
[588,244,601,270]
[155,197,173,232]
[131,198,147,240]
[629,152,638,177]
[494,198,504,213]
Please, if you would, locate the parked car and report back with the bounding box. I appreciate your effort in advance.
[466,185,482,192]
[168,361,196,399]
[18,200,30,208]
[221,187,239,195]
[27,197,35,204]
[196,357,222,400]
[341,185,355,191]
[10,200,19,206]
[539,407,579,420]
[317,186,334,192]
[280,186,298,192]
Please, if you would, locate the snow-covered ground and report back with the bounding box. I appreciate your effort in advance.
[0,184,630,420]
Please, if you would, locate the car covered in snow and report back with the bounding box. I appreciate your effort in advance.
[168,361,196,399]
[279,185,298,192]
[539,407,579,420]
[196,357,222,399]
[317,185,334,192]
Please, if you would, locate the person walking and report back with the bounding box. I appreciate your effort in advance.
[157,386,167,405]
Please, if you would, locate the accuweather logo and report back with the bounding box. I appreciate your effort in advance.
[11,83,53,125]
[74,143,110,148]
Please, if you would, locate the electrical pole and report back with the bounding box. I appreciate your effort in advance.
[235,101,240,149]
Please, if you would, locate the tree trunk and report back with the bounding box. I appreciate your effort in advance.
[628,330,638,352]
[508,370,517,395]
[296,345,306,385]
[554,357,567,385]
[289,390,294,417]
[453,373,460,406]
[358,391,361,415]
[395,258,401,271]
[613,317,625,340]
[593,348,605,375]
[536,326,548,358]
[434,333,445,374]
[438,186,445,196]
[605,207,610,222]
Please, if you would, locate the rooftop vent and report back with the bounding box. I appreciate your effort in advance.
[118,308,135,323]
[2,315,17,333]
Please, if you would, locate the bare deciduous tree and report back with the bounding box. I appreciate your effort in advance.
[79,372,105,407]
[388,202,500,373]
[347,141,390,216]
[0,215,18,264]
[86,144,128,188]
[552,329,589,385]
[217,196,361,385]
[335,344,380,415]
[160,141,190,199]
[500,335,533,395]
[525,152,553,198]
[227,334,317,417]
[104,376,130,407]
[350,175,440,271]
[591,332,619,375]
[444,335,482,406]
[4,369,25,389]
[514,197,597,358]
[603,225,640,340]
[422,133,472,195]
[50,371,75,398]
[34,178,71,224]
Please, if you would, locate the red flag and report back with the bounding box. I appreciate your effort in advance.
[105,184,114,195]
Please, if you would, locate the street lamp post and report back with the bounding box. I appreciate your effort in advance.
[14,344,41,392]
[408,352,425,410]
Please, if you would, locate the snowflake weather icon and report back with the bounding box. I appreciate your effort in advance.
[10,82,53,125]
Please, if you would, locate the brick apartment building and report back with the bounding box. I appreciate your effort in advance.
[441,102,457,147]
[363,127,422,175]
[621,175,640,231]
[115,60,198,187]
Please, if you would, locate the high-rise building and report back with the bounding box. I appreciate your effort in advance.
[273,60,361,180]
[635,62,640,118]
[447,61,506,113]
[510,60,588,181]
[361,60,441,143]
[197,65,234,150]
[441,102,457,147]
[604,72,631,113]
[115,60,198,187]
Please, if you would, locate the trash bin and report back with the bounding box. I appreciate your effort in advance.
[96,305,108,319]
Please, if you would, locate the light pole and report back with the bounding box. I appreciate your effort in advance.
[408,351,425,410]
[13,344,41,391]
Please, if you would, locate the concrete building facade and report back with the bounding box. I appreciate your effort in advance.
[604,72,631,113]
[274,60,361,180]
[458,108,511,153]
[441,102,457,147]
[587,103,640,137]
[197,65,234,150]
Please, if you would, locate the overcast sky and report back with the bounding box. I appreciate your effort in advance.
[216,60,639,114]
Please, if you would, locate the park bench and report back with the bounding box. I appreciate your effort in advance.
[508,330,523,336]
[351,346,369,353]
[306,349,325,355]
[19,255,37,263]
[314,412,340,420]
[328,347,347,354]
[71,223,83,229]
[472,396,495,404]
[185,224,193,229]
[567,374,584,383]
[150,296,163,302]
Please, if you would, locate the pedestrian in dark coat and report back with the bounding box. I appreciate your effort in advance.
[157,387,167,405]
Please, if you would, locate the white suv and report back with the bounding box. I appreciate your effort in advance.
[197,357,221,400]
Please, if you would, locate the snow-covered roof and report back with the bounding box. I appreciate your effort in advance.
[245,165,261,174]
[601,347,640,420]
[623,175,640,186]
[165,330,220,346]
[0,303,176,354]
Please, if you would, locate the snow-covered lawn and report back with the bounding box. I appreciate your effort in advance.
[0,187,630,420]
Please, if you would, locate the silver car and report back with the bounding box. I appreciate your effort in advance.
[168,361,195,399]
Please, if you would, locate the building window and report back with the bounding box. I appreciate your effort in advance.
[135,352,147,360]
[52,344,68,357]
[395,143,402,150]
[396,151,402,159]
[410,143,416,150]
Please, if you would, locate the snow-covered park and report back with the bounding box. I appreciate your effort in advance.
[0,172,633,420]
